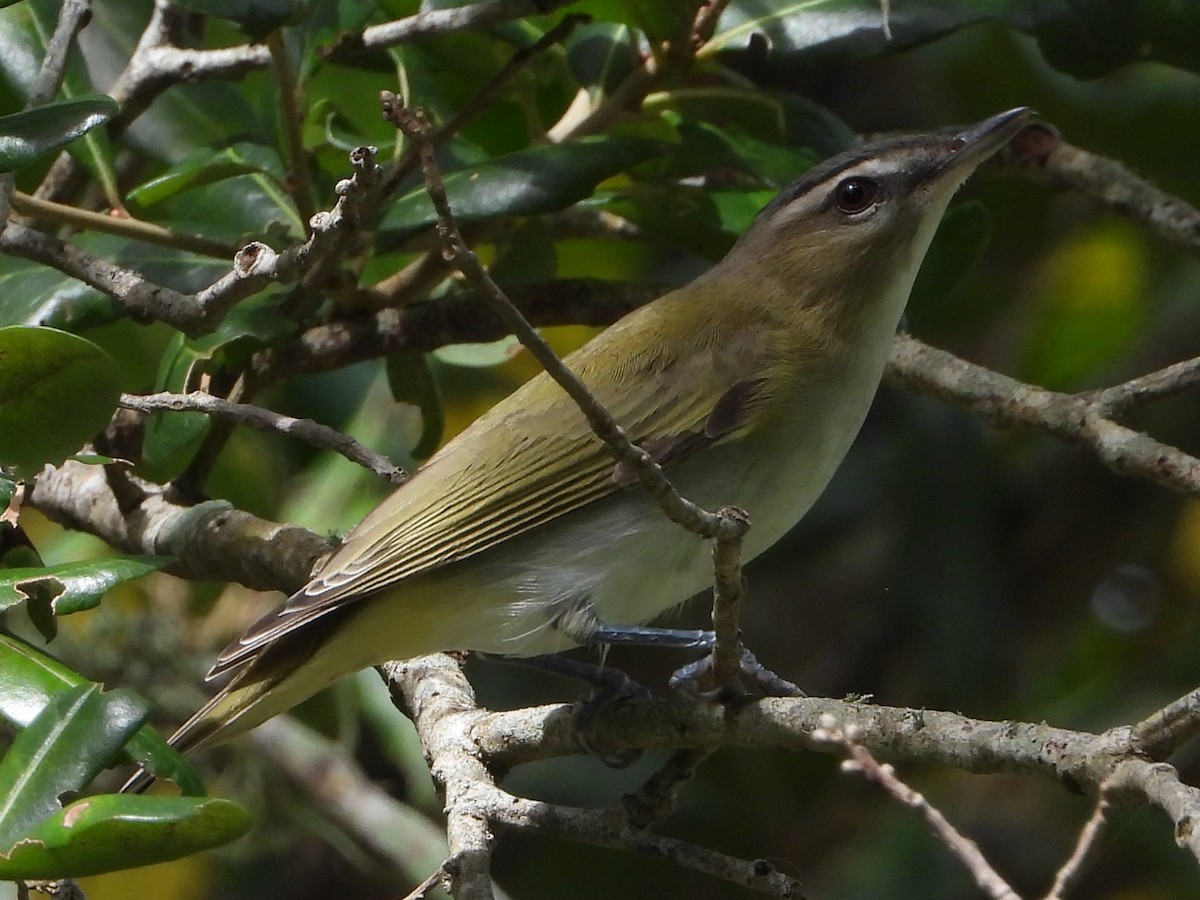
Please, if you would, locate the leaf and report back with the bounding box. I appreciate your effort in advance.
[706,0,1030,62]
[0,326,122,478]
[432,335,526,369]
[0,634,204,796]
[0,795,251,879]
[386,352,443,459]
[378,136,663,247]
[706,0,1200,77]
[168,0,303,39]
[0,556,172,641]
[0,685,147,848]
[0,95,118,174]
[127,141,288,209]
[600,183,775,259]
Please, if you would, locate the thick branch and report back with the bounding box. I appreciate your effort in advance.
[26,461,329,590]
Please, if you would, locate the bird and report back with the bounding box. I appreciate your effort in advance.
[127,106,1032,788]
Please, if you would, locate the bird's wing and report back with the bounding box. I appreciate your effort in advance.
[210,309,775,676]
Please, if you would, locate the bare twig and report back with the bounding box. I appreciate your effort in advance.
[887,335,1200,496]
[1043,790,1114,900]
[812,715,1020,900]
[1093,356,1200,416]
[9,190,239,259]
[1129,686,1200,760]
[380,655,499,900]
[380,94,743,546]
[384,654,805,898]
[325,0,579,58]
[27,0,91,108]
[1004,125,1200,262]
[251,279,664,385]
[3,146,383,337]
[0,0,92,229]
[119,392,409,485]
[377,12,592,204]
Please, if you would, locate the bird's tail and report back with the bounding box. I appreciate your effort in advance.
[120,667,279,793]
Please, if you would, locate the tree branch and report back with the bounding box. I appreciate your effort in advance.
[886,334,1200,496]
[119,392,409,484]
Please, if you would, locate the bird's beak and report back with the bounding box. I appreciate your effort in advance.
[939,106,1034,174]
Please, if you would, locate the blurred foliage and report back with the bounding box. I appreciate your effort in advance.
[0,0,1197,897]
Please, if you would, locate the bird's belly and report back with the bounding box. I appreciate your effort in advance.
[435,399,869,657]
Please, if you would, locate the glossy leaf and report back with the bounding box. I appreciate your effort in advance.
[0,794,251,879]
[386,352,443,459]
[708,0,1200,77]
[0,685,147,848]
[0,326,122,478]
[0,95,117,173]
[0,554,172,621]
[0,634,204,796]
[707,0,1029,61]
[141,293,296,477]
[127,141,288,209]
[379,136,663,246]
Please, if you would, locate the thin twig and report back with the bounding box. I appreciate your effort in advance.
[812,716,1020,900]
[378,12,592,201]
[27,0,91,108]
[1129,686,1200,759]
[10,190,239,259]
[1003,125,1200,262]
[120,392,408,484]
[379,94,743,544]
[1043,790,1114,900]
[887,335,1200,496]
[384,654,805,898]
[0,0,92,230]
[1092,356,1200,416]
[324,0,578,58]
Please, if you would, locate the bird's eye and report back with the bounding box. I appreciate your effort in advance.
[833,177,880,214]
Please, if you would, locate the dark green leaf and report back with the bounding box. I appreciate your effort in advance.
[169,0,303,39]
[127,141,288,209]
[565,21,636,93]
[379,136,663,247]
[0,634,204,796]
[600,183,774,259]
[0,326,122,478]
[0,794,251,879]
[0,685,147,848]
[0,95,118,174]
[386,352,443,459]
[0,554,172,622]
[708,0,1030,63]
[141,294,297,478]
[709,0,1200,77]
